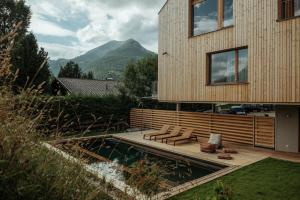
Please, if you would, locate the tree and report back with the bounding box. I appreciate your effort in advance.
[82,71,94,80]
[1,0,51,92]
[11,33,51,90]
[58,61,82,79]
[0,0,30,38]
[123,55,158,98]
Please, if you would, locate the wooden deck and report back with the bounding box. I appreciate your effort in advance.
[114,130,274,167]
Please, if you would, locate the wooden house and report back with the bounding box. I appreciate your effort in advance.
[157,0,300,152]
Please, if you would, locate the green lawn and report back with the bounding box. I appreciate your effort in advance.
[169,158,300,200]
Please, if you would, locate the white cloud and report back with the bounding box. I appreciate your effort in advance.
[30,17,75,37]
[27,0,166,59]
[39,42,88,60]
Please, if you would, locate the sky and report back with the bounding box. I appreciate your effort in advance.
[26,0,166,60]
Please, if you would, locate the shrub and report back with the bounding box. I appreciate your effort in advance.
[14,94,134,136]
[0,24,112,200]
[207,180,233,200]
[124,160,161,197]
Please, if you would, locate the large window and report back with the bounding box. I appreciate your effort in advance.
[278,0,300,20]
[191,0,233,36]
[209,48,248,85]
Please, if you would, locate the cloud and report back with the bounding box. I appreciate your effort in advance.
[26,0,166,59]
[39,42,88,60]
[30,17,75,37]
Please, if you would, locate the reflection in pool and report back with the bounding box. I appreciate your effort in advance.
[57,137,226,193]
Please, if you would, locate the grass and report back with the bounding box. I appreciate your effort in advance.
[169,158,300,200]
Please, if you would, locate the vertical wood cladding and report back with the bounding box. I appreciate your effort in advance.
[158,0,300,104]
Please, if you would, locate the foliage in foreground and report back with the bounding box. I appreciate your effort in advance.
[170,158,300,200]
[0,88,112,200]
[125,160,162,197]
[0,24,111,200]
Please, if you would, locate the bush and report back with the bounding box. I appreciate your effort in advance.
[0,89,113,200]
[15,94,134,136]
[0,25,112,200]
[208,181,233,200]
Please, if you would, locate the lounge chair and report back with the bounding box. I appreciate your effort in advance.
[152,126,182,142]
[166,128,197,146]
[143,125,171,140]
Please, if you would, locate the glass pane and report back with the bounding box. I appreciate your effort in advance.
[295,0,300,16]
[193,0,218,35]
[211,51,235,84]
[238,49,248,82]
[224,0,233,26]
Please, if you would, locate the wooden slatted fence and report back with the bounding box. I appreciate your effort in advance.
[130,109,275,148]
[255,117,275,148]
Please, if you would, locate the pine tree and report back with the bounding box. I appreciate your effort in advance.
[11,33,51,90]
[58,61,82,79]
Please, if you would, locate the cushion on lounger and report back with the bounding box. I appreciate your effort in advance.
[208,134,222,149]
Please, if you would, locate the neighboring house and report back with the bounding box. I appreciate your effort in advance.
[52,78,119,96]
[158,0,300,152]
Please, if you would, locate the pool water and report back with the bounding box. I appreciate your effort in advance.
[70,137,226,187]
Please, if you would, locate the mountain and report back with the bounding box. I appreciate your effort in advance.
[49,39,156,79]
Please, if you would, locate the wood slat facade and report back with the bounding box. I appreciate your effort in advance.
[130,109,275,148]
[158,0,300,104]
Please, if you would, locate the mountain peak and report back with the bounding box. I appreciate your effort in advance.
[123,38,142,47]
[49,39,156,79]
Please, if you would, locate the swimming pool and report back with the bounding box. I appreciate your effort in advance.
[55,136,226,194]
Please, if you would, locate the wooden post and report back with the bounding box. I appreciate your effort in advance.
[176,103,181,111]
[212,104,216,113]
[176,103,181,126]
[253,116,256,147]
[218,0,224,29]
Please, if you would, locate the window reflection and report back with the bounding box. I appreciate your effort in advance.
[238,49,248,82]
[224,0,233,26]
[211,51,235,84]
[193,0,218,35]
[210,48,248,84]
[295,0,300,16]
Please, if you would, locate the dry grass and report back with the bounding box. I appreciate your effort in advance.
[0,23,113,200]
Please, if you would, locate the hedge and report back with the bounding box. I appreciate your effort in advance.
[16,94,212,136]
[19,94,134,135]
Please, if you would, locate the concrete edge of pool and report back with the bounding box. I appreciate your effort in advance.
[46,134,260,200]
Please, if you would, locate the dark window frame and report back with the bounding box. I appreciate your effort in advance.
[206,46,248,86]
[189,0,234,37]
[278,0,300,21]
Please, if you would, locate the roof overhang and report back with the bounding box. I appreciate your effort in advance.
[158,0,169,14]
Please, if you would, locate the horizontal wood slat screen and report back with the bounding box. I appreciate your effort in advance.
[130,109,275,148]
[255,117,275,148]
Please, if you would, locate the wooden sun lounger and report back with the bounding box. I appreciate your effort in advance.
[166,128,197,146]
[153,126,182,142]
[143,125,171,140]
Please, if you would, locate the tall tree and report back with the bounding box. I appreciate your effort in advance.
[1,0,51,92]
[123,55,158,98]
[0,0,30,38]
[58,61,82,79]
[82,71,94,80]
[11,33,51,90]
